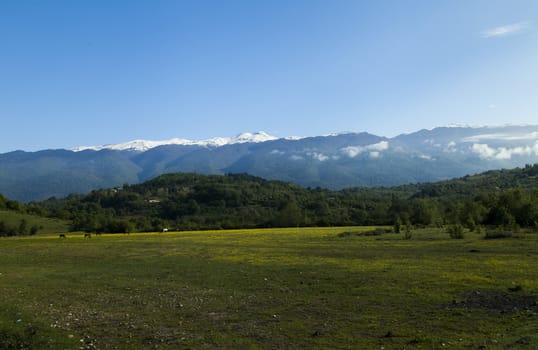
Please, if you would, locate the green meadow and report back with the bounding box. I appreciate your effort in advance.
[1,227,537,349]
[0,210,69,236]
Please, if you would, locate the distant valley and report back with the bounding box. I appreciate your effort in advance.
[1,125,538,202]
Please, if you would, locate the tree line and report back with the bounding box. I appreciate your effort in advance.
[27,165,538,233]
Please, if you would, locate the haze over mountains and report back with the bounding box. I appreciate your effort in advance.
[2,125,538,202]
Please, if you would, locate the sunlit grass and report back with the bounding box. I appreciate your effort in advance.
[1,226,537,349]
[0,210,69,235]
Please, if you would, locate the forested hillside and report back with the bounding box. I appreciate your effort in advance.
[30,164,538,233]
[3,126,538,202]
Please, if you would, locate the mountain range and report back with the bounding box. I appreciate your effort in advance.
[2,125,538,202]
[71,132,281,152]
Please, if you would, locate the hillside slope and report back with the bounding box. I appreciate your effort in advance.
[2,125,538,202]
[35,164,538,232]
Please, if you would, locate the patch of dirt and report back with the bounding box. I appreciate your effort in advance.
[507,336,533,348]
[448,290,538,313]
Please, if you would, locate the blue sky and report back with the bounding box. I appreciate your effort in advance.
[1,0,537,152]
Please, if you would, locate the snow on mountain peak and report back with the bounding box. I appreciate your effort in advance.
[71,131,278,152]
[234,131,277,143]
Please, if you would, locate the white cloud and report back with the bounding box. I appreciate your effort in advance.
[471,141,538,160]
[270,149,285,155]
[307,152,329,161]
[423,138,442,147]
[481,21,530,38]
[423,139,435,145]
[463,132,538,143]
[370,141,389,151]
[341,146,361,158]
[443,141,457,153]
[290,155,303,161]
[472,143,497,158]
[340,141,389,158]
[495,148,514,160]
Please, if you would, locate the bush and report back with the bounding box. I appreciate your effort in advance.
[447,224,465,239]
[0,220,17,237]
[463,215,476,231]
[29,225,39,235]
[337,228,392,238]
[484,230,512,239]
[393,217,402,234]
[403,224,412,240]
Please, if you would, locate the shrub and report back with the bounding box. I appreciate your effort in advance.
[484,230,512,239]
[0,220,17,237]
[337,228,391,238]
[503,222,520,234]
[403,224,412,240]
[447,224,465,239]
[362,228,392,236]
[29,225,39,235]
[464,215,476,232]
[393,217,402,234]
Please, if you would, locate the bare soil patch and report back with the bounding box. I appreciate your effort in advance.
[449,290,538,313]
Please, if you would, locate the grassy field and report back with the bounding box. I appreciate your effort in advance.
[0,210,69,235]
[0,227,537,349]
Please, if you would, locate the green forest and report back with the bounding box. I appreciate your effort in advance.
[2,164,538,235]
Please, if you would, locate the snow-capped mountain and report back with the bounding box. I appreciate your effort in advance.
[2,125,538,202]
[72,132,278,152]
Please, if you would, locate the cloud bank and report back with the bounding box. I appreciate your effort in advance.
[471,141,538,160]
[307,151,329,162]
[481,21,530,38]
[463,132,538,143]
[341,141,389,158]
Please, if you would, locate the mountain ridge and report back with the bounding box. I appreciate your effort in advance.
[2,125,538,202]
[68,124,538,153]
[71,131,281,152]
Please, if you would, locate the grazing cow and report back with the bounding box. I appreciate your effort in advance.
[59,234,66,239]
[84,233,92,239]
[162,228,169,233]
